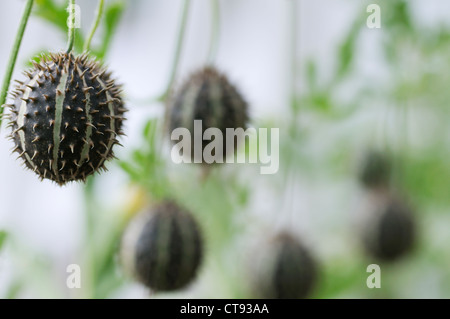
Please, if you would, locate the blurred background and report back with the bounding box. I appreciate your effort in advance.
[0,0,449,298]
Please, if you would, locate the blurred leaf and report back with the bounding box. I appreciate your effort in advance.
[5,279,23,299]
[118,161,140,181]
[383,0,412,32]
[0,230,8,251]
[236,186,249,206]
[93,0,126,59]
[305,59,317,91]
[119,118,168,199]
[335,16,364,80]
[34,0,67,30]
[132,149,147,165]
[143,118,156,139]
[315,258,370,299]
[94,227,125,299]
[402,153,450,206]
[23,51,53,68]
[382,0,415,63]
[306,91,332,113]
[33,0,85,51]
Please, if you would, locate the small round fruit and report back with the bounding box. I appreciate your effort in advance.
[250,232,318,299]
[5,52,126,185]
[359,151,391,189]
[166,66,249,164]
[121,201,204,292]
[363,195,415,262]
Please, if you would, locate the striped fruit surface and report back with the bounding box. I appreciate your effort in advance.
[5,52,126,185]
[167,66,248,164]
[121,201,204,292]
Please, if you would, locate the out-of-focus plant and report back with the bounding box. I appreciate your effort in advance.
[292,0,450,298]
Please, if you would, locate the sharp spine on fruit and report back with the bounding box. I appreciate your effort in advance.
[7,52,126,185]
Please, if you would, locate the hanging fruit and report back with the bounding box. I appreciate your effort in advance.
[6,52,126,185]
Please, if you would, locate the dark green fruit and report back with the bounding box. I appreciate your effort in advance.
[251,232,318,299]
[121,201,203,292]
[5,52,126,185]
[166,66,249,163]
[359,151,391,189]
[363,195,415,262]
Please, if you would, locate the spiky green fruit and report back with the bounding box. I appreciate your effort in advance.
[250,232,318,299]
[166,66,249,163]
[5,52,126,185]
[363,195,416,262]
[121,201,204,292]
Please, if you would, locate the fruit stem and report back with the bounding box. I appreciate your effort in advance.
[159,0,191,102]
[289,0,299,116]
[66,0,77,53]
[0,0,34,129]
[83,176,97,298]
[83,0,105,52]
[285,0,300,224]
[207,0,220,64]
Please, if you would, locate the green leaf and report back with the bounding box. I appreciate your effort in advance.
[402,153,450,206]
[316,259,368,298]
[23,50,52,68]
[93,0,126,59]
[384,0,412,32]
[0,230,8,251]
[132,149,147,165]
[336,23,359,79]
[143,118,158,141]
[119,161,140,181]
[33,0,85,52]
[94,228,125,298]
[310,91,332,112]
[34,0,68,31]
[305,59,317,91]
[5,279,23,299]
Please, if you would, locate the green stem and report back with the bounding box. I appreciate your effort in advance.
[83,0,105,52]
[83,176,96,298]
[0,0,34,128]
[285,0,299,224]
[207,0,220,64]
[159,0,191,101]
[289,0,299,116]
[287,0,299,144]
[66,0,76,53]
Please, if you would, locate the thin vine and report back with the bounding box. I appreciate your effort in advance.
[0,0,34,129]
[84,0,105,52]
[159,0,191,101]
[207,0,220,64]
[66,0,76,53]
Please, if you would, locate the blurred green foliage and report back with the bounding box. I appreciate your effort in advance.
[295,0,450,298]
[119,119,169,200]
[33,0,126,58]
[0,230,7,252]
